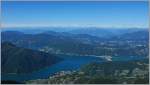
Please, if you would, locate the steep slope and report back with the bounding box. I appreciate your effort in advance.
[1,42,62,74]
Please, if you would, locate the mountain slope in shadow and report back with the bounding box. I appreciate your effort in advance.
[1,42,62,74]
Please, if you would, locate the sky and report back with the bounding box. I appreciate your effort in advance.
[1,1,149,28]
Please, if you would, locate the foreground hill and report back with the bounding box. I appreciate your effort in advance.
[1,42,62,74]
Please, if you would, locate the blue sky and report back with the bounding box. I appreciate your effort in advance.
[2,1,149,28]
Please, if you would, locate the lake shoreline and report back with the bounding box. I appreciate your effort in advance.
[1,55,147,82]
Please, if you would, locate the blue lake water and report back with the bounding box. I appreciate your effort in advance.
[1,55,145,82]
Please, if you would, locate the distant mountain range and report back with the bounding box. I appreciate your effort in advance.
[69,28,148,39]
[2,28,148,44]
[1,30,102,51]
[2,27,148,37]
[114,30,149,41]
[1,28,149,56]
[1,42,62,74]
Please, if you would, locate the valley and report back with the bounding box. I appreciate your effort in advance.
[1,1,149,84]
[1,28,149,84]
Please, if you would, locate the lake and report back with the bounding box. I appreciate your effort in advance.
[1,54,145,82]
